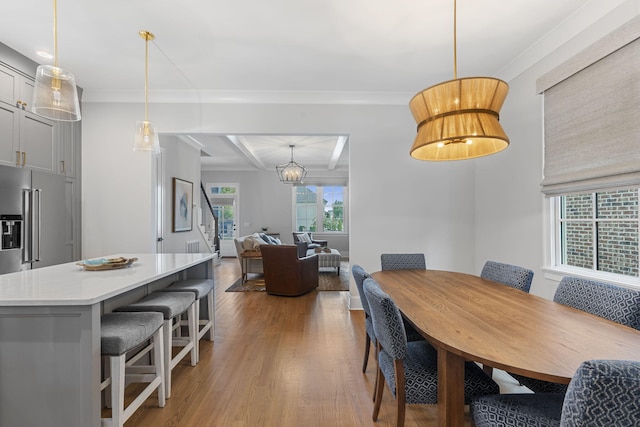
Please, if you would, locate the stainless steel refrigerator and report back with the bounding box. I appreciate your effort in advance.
[0,164,68,274]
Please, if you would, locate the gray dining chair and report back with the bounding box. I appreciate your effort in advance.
[471,359,640,427]
[480,260,534,293]
[380,253,426,271]
[480,261,534,377]
[511,276,640,394]
[351,264,375,373]
[363,277,499,427]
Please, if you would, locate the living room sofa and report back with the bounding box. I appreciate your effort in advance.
[234,233,339,282]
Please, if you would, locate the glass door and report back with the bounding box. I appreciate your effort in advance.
[206,183,238,257]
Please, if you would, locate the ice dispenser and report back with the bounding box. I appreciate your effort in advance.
[1,214,23,251]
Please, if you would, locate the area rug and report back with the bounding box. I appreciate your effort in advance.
[226,261,350,292]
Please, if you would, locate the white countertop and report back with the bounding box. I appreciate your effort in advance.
[0,253,214,306]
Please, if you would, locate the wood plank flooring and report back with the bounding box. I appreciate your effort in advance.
[120,258,480,426]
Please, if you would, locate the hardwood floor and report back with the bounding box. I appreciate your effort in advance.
[120,258,477,426]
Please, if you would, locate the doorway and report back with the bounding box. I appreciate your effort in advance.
[206,183,239,257]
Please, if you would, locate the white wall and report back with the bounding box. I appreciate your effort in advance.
[160,134,202,253]
[81,0,639,309]
[474,1,639,300]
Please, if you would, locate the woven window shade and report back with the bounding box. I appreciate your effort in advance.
[539,18,640,196]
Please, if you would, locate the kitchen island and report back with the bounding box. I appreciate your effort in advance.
[0,253,215,427]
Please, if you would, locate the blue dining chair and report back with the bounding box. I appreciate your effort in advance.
[480,260,534,293]
[480,261,534,377]
[364,277,499,427]
[351,264,375,373]
[380,253,426,271]
[471,359,640,427]
[511,276,640,394]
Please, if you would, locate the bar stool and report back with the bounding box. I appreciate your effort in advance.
[100,311,165,427]
[115,291,197,398]
[159,278,214,363]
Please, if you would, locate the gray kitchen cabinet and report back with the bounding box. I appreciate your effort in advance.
[0,63,58,174]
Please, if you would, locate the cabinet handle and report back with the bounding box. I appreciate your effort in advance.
[21,101,27,110]
[16,150,20,166]
[16,100,22,108]
[21,151,26,167]
[60,160,66,174]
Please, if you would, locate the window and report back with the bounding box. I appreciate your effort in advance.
[295,185,347,233]
[554,189,639,279]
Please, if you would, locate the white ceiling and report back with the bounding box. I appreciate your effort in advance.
[0,0,612,172]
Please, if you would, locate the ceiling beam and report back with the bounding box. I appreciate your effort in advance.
[328,135,348,170]
[225,135,266,170]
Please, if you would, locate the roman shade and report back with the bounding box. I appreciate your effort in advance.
[538,17,640,196]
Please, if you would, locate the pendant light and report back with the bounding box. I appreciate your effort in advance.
[133,30,160,153]
[276,145,307,184]
[31,0,81,121]
[409,0,509,161]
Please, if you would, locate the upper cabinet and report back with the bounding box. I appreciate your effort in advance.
[0,64,58,174]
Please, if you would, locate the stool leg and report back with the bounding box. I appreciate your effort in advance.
[163,318,172,399]
[206,290,214,342]
[110,355,126,427]
[188,302,197,366]
[192,299,201,364]
[153,326,166,407]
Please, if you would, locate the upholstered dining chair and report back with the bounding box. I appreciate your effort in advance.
[480,261,534,377]
[480,261,534,293]
[363,277,499,427]
[352,265,375,373]
[380,253,426,271]
[471,359,640,427]
[511,276,640,394]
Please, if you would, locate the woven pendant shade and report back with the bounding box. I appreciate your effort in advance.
[409,77,509,161]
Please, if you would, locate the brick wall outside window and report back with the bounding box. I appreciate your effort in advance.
[560,190,639,277]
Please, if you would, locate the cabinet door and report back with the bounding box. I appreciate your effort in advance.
[0,66,18,107]
[0,103,20,167]
[57,121,76,177]
[19,111,57,174]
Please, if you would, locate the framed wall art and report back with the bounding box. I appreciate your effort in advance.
[172,177,193,232]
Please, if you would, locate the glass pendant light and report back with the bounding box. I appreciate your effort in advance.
[133,30,160,153]
[31,0,81,121]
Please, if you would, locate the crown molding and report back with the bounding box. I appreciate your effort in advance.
[82,89,414,106]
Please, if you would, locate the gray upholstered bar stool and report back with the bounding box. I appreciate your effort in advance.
[115,291,197,398]
[158,278,214,363]
[100,311,165,427]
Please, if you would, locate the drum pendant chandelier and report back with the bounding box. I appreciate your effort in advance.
[409,0,509,161]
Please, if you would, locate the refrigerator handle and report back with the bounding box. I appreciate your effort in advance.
[33,189,41,262]
[23,189,42,263]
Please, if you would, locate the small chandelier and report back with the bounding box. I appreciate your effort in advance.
[31,0,81,122]
[409,0,509,161]
[133,30,160,153]
[276,145,307,184]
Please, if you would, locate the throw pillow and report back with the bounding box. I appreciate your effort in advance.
[297,233,311,243]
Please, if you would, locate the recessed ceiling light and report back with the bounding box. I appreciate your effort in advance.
[36,50,53,59]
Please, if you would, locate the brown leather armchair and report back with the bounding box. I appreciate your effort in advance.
[260,245,318,296]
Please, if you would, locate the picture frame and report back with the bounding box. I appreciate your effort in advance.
[172,177,193,232]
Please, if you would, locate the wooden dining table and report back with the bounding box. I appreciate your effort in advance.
[371,269,640,427]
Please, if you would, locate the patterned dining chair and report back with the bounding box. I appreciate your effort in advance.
[511,276,640,393]
[471,359,640,427]
[480,261,534,293]
[352,264,375,373]
[363,277,499,427]
[380,253,426,271]
[379,253,427,344]
[480,261,534,377]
